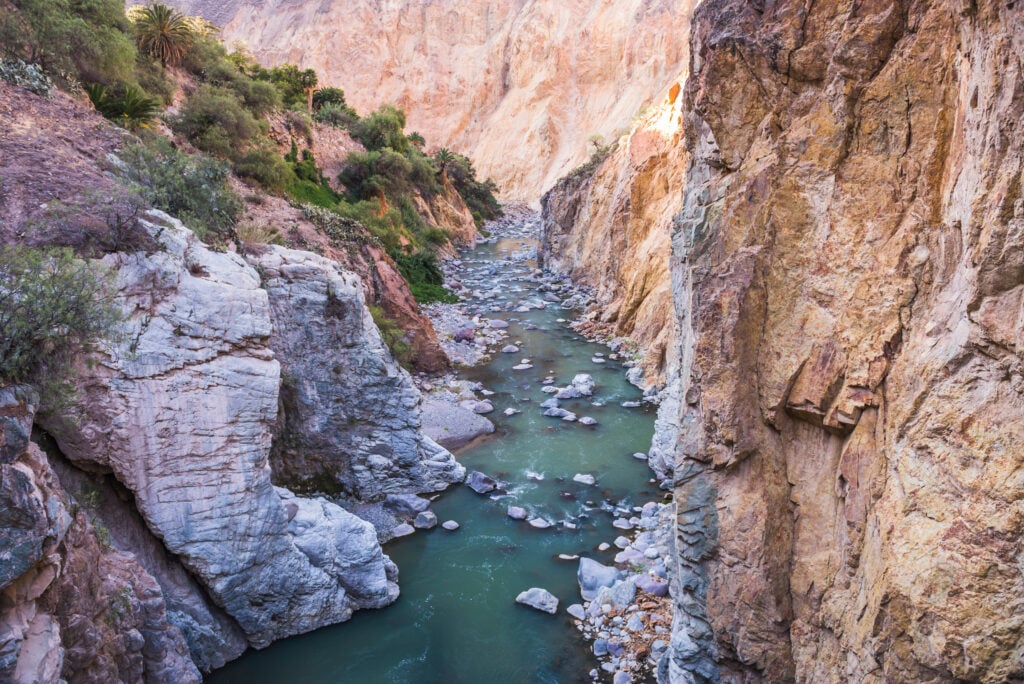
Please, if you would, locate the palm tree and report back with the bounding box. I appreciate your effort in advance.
[132,3,193,68]
[435,148,455,184]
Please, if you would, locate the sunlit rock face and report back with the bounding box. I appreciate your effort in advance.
[663,1,1024,681]
[165,0,695,202]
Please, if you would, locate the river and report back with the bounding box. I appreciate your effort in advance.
[207,232,660,683]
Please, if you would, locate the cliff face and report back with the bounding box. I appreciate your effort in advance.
[663,1,1024,681]
[167,0,694,201]
[540,82,687,390]
[0,206,461,679]
[252,246,464,498]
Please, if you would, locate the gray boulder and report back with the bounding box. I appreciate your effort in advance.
[466,471,498,494]
[578,558,620,600]
[413,510,438,529]
[515,588,559,614]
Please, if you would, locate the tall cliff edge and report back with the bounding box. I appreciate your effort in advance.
[663,0,1024,681]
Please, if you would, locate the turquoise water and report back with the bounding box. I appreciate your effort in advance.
[206,238,660,683]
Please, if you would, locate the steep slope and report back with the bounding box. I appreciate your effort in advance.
[540,80,687,391]
[663,1,1024,681]
[166,0,694,201]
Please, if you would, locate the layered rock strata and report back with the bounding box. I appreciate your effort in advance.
[663,1,1024,681]
[166,0,695,201]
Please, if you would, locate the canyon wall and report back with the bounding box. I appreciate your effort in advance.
[662,0,1024,681]
[166,0,694,202]
[540,81,687,391]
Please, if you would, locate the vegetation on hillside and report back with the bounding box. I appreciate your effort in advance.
[1,1,505,368]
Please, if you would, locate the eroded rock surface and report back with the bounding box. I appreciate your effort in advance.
[252,246,465,498]
[37,213,398,649]
[663,1,1024,682]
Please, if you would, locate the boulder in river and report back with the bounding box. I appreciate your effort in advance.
[420,398,495,450]
[578,416,597,426]
[383,494,431,517]
[501,345,520,353]
[413,511,438,529]
[572,473,596,486]
[441,520,460,531]
[528,517,553,529]
[578,558,620,600]
[515,588,558,614]
[571,373,595,395]
[487,319,509,329]
[634,575,669,597]
[507,505,528,520]
[466,471,498,494]
[391,523,415,538]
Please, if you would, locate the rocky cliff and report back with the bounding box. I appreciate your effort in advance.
[661,0,1024,681]
[2,208,463,680]
[540,81,687,391]
[166,0,694,201]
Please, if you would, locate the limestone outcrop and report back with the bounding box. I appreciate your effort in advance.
[540,82,687,391]
[35,213,401,651]
[662,1,1024,681]
[165,0,695,202]
[252,246,465,498]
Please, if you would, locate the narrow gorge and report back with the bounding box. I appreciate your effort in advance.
[1,0,1022,683]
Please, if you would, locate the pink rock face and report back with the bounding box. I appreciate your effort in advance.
[663,1,1024,682]
[165,0,696,202]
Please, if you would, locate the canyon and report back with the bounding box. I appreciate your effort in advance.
[166,0,695,203]
[2,0,1023,681]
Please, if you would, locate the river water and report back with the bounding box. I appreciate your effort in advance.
[207,236,660,683]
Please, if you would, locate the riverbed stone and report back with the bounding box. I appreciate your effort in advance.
[578,558,620,600]
[487,319,509,329]
[573,473,596,485]
[571,374,595,395]
[441,520,460,531]
[413,511,438,529]
[579,417,597,426]
[528,518,553,529]
[516,588,558,614]
[507,506,528,520]
[567,604,586,620]
[391,523,415,538]
[501,345,520,353]
[634,575,669,597]
[466,471,498,494]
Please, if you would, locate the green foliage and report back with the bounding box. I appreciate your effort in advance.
[117,138,242,241]
[85,82,160,129]
[313,101,359,130]
[367,305,410,368]
[350,104,410,154]
[1,0,137,86]
[311,86,345,110]
[247,62,317,110]
[170,84,266,157]
[391,251,456,304]
[129,3,193,68]
[0,58,52,95]
[435,149,502,225]
[0,246,120,391]
[340,148,414,201]
[233,147,296,192]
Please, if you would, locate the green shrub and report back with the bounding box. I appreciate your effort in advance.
[0,246,120,391]
[339,149,414,202]
[233,147,296,192]
[313,102,359,130]
[350,104,411,154]
[368,305,411,368]
[436,150,502,225]
[0,0,137,86]
[170,84,266,157]
[129,3,193,68]
[117,139,242,241]
[391,251,456,304]
[311,86,345,110]
[85,82,160,130]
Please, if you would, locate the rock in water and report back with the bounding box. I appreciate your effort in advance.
[441,520,460,531]
[571,373,595,395]
[573,473,596,486]
[528,518,553,529]
[578,416,598,426]
[515,588,559,614]
[413,511,438,529]
[577,558,620,600]
[466,471,498,494]
[507,506,528,520]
